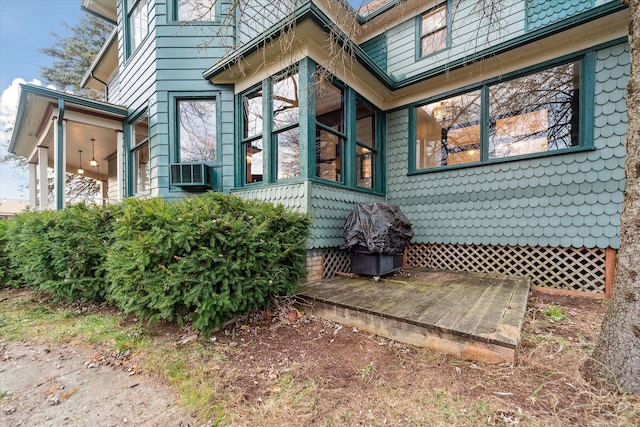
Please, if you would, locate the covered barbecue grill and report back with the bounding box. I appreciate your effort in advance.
[342,202,413,277]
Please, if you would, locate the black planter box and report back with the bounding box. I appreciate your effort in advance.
[350,249,403,277]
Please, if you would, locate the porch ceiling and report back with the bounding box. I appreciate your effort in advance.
[9,84,127,181]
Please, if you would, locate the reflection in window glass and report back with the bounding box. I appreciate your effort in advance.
[415,91,481,169]
[316,78,343,131]
[356,99,376,189]
[273,73,299,129]
[316,127,342,182]
[489,61,580,158]
[356,100,375,148]
[243,88,263,138]
[276,128,300,179]
[177,0,215,21]
[134,142,150,193]
[244,138,263,184]
[356,145,373,189]
[420,5,446,56]
[178,99,216,162]
[132,113,150,194]
[128,0,149,53]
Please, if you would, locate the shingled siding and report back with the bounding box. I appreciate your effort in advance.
[361,33,387,72]
[308,182,386,249]
[526,0,592,31]
[385,42,629,251]
[231,182,309,213]
[233,181,386,250]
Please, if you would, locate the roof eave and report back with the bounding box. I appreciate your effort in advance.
[81,0,117,25]
[80,28,118,89]
[203,2,394,88]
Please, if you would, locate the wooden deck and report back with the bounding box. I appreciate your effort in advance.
[297,268,530,364]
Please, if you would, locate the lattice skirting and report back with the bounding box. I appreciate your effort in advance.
[314,244,615,297]
[406,243,615,297]
[321,248,351,280]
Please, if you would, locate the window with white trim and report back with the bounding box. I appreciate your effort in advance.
[419,4,447,57]
[176,0,216,21]
[128,0,150,55]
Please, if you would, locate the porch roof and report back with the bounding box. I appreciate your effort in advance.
[9,84,127,176]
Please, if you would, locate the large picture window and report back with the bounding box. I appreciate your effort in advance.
[177,98,217,162]
[131,113,150,194]
[128,0,149,55]
[414,60,581,170]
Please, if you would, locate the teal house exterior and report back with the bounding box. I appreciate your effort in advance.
[9,0,629,296]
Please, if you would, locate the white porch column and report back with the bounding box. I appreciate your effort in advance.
[53,117,67,210]
[37,146,49,210]
[99,180,107,206]
[116,130,124,201]
[28,162,37,210]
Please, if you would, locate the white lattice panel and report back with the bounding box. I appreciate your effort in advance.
[405,243,606,294]
[323,248,351,279]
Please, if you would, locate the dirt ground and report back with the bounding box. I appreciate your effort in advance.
[0,340,197,426]
[1,288,639,426]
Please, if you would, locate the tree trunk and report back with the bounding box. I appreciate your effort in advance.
[582,0,640,394]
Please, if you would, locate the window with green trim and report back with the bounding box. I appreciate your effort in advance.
[127,0,150,56]
[273,73,300,179]
[355,98,377,189]
[315,78,344,183]
[240,71,300,184]
[176,0,216,21]
[414,60,581,170]
[131,113,150,194]
[419,3,447,57]
[176,98,217,162]
[242,87,263,184]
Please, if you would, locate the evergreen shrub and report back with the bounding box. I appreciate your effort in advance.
[0,219,16,287]
[105,192,311,333]
[5,204,119,301]
[5,209,57,291]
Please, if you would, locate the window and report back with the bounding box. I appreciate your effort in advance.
[273,73,300,179]
[131,113,150,194]
[315,78,344,182]
[176,0,216,21]
[355,99,377,189]
[420,4,447,57]
[489,62,580,158]
[242,87,263,184]
[128,0,150,55]
[414,60,581,171]
[237,63,382,192]
[177,99,217,162]
[416,91,481,168]
[240,72,301,184]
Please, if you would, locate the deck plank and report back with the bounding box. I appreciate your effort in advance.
[297,267,530,364]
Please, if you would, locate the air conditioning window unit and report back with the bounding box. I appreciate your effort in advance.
[170,163,218,191]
